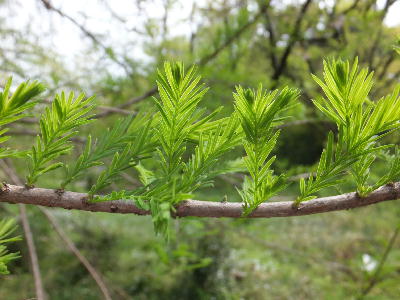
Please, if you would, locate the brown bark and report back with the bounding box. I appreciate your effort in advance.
[0,183,399,218]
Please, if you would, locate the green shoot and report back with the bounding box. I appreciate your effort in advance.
[297,58,400,202]
[234,84,300,215]
[89,117,155,195]
[62,113,155,188]
[27,92,96,185]
[0,77,45,158]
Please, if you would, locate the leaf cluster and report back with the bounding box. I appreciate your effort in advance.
[135,62,239,236]
[0,77,44,158]
[63,113,155,189]
[298,58,400,202]
[27,92,96,185]
[234,84,300,215]
[89,116,155,195]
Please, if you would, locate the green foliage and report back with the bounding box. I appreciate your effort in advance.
[2,58,400,241]
[0,77,44,158]
[0,218,21,275]
[297,58,400,202]
[62,113,155,189]
[153,62,214,178]
[298,131,358,202]
[233,85,299,215]
[62,116,133,188]
[89,117,155,195]
[4,58,397,239]
[94,62,243,238]
[135,62,238,237]
[0,78,43,275]
[27,92,96,185]
[373,147,400,189]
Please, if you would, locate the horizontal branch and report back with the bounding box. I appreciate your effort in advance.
[1,183,399,218]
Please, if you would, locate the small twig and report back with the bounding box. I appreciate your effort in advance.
[96,2,270,118]
[8,129,85,144]
[271,0,313,82]
[2,160,114,299]
[19,204,47,300]
[39,207,113,300]
[39,0,132,75]
[95,88,157,117]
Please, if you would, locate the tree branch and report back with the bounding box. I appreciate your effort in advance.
[0,183,399,218]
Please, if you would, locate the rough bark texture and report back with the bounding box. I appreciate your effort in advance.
[0,183,399,218]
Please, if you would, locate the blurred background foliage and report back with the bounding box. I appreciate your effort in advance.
[0,0,400,299]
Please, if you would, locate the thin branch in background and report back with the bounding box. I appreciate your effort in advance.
[96,2,270,118]
[358,223,400,299]
[2,160,114,300]
[198,3,268,66]
[377,53,395,80]
[1,183,400,218]
[366,0,395,70]
[16,117,37,124]
[0,160,46,300]
[8,129,85,144]
[39,0,132,75]
[95,87,157,118]
[26,1,269,122]
[43,97,136,116]
[264,9,278,70]
[96,105,134,116]
[271,0,313,82]
[39,207,113,300]
[19,204,46,300]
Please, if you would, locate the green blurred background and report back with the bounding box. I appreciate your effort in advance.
[0,0,400,299]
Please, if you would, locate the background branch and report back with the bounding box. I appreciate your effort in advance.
[40,207,113,300]
[0,160,46,300]
[1,160,113,300]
